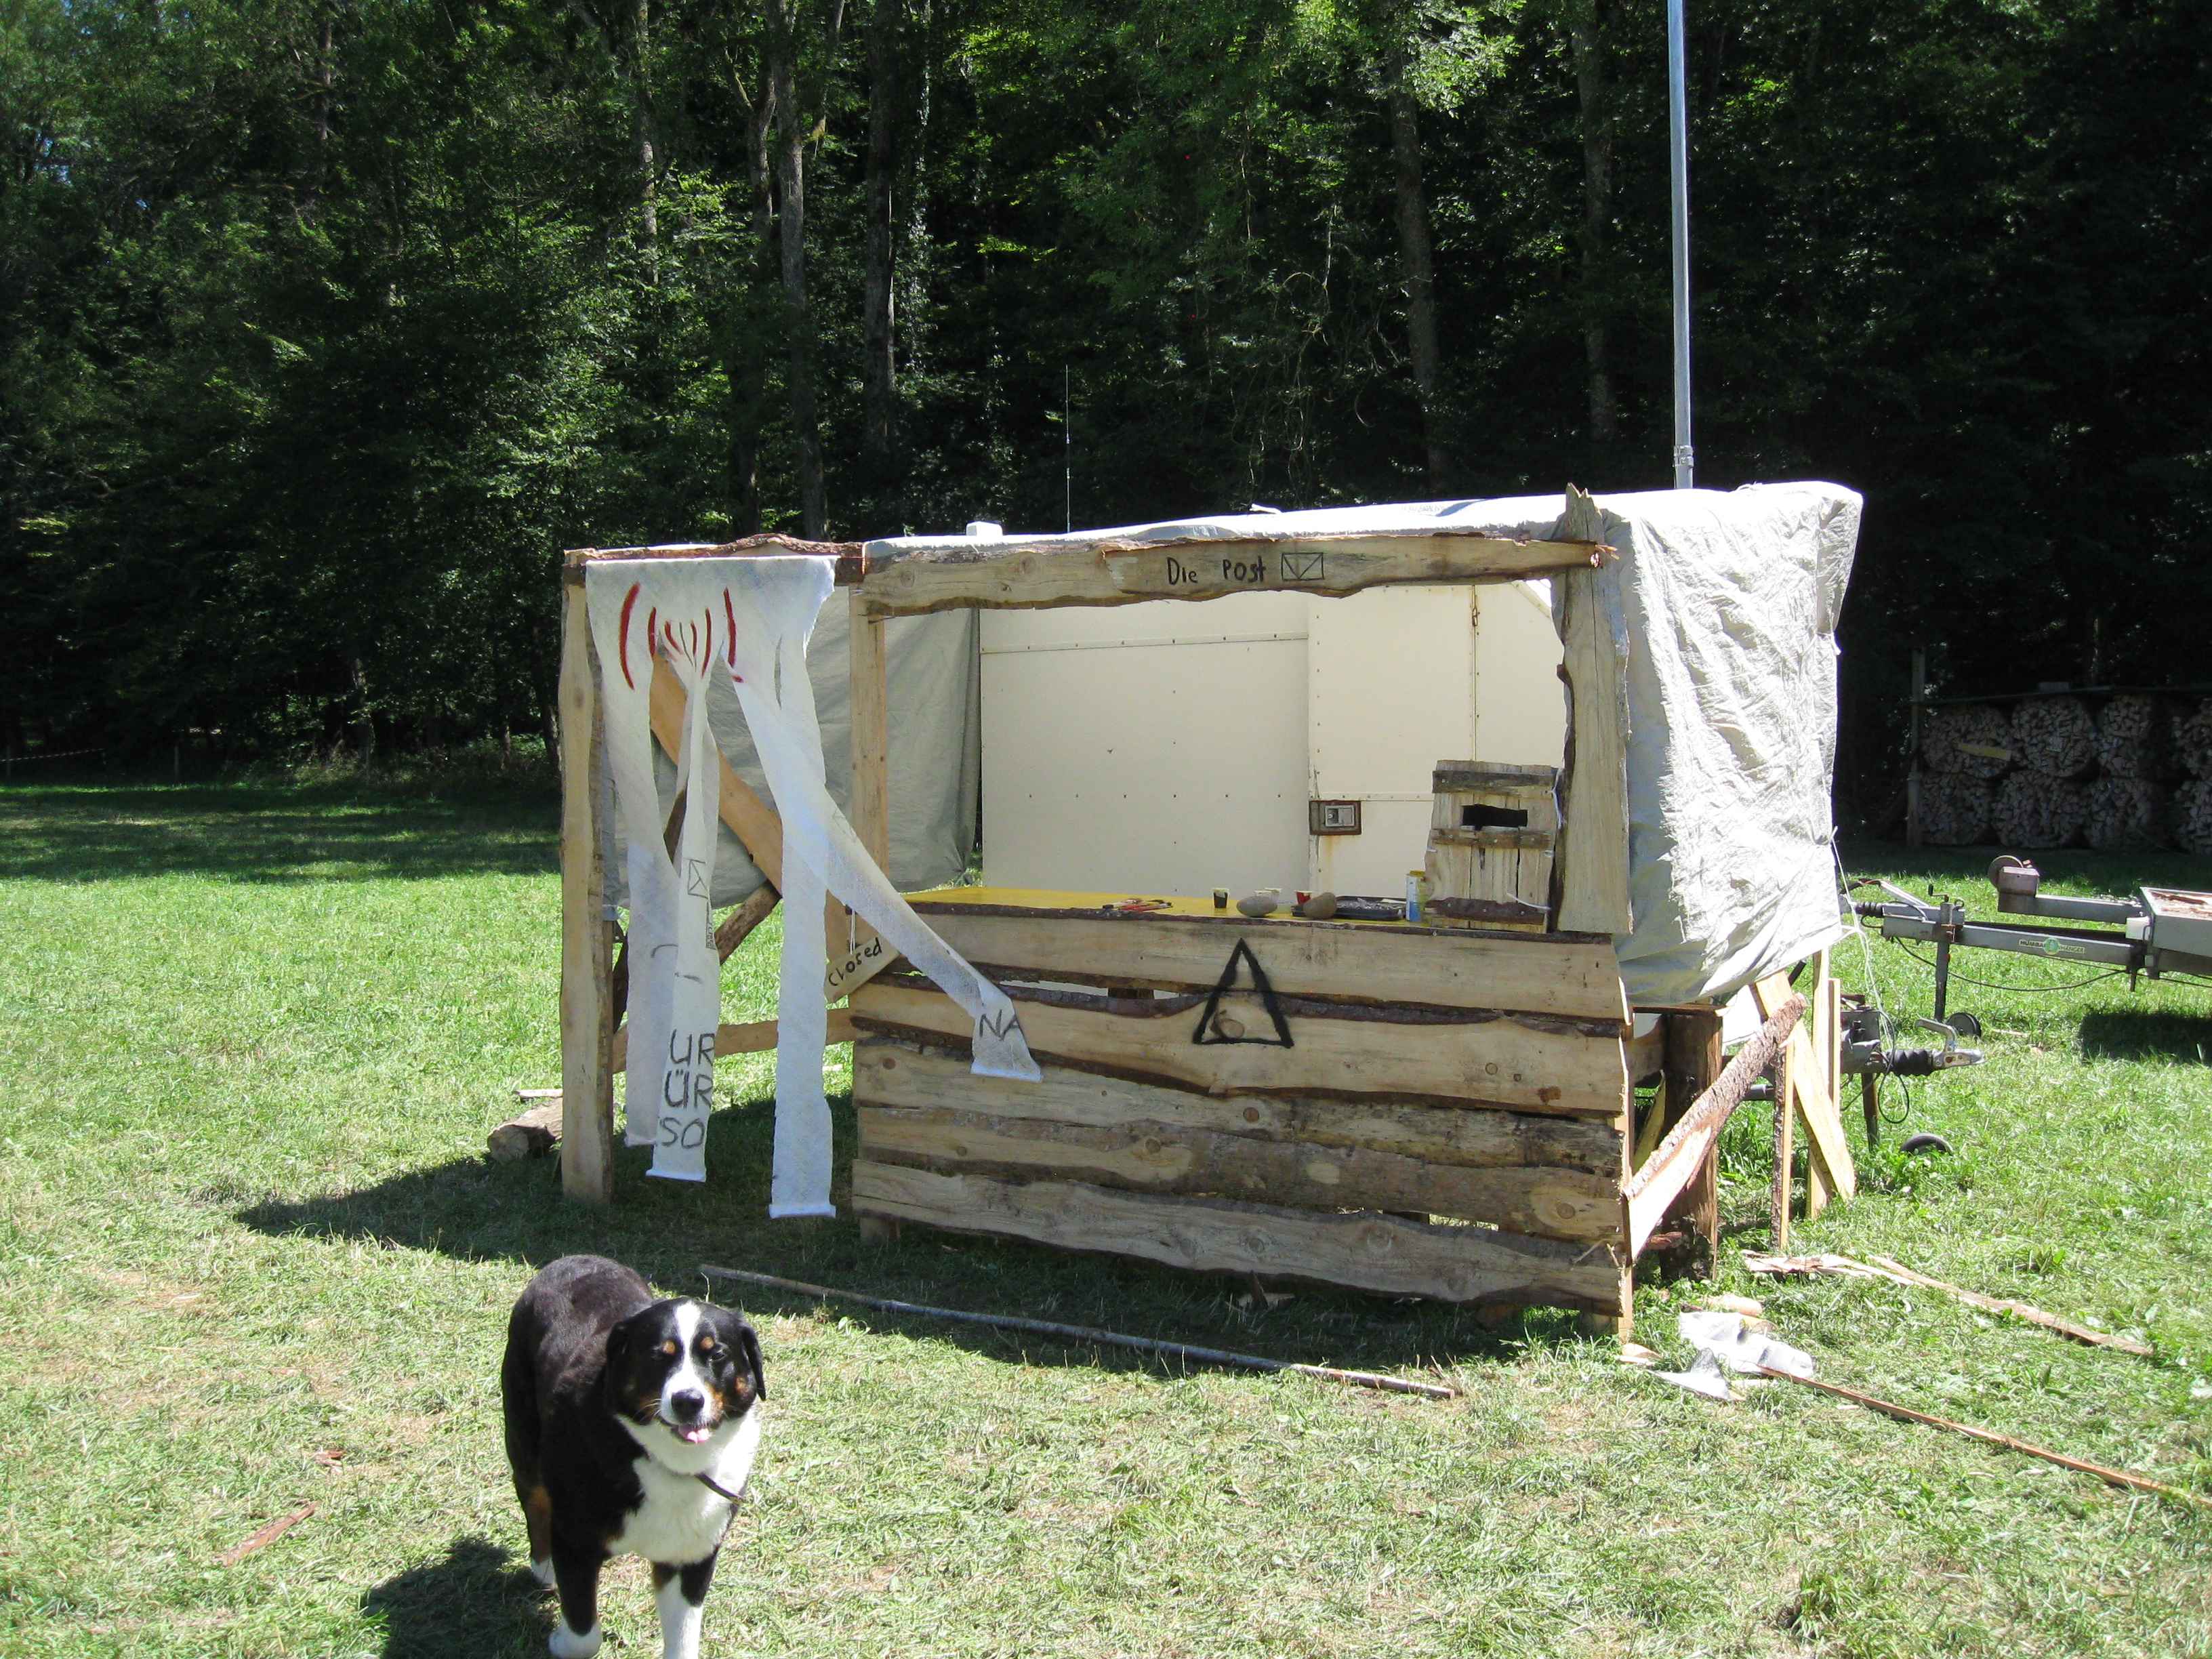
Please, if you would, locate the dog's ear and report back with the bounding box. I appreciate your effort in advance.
[605,1321,630,1368]
[737,1323,765,1402]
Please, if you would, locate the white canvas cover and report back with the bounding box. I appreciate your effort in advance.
[870,482,1860,1006]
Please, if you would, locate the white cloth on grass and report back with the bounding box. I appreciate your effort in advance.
[586,555,1039,1211]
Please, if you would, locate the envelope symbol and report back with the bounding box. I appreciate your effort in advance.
[1280,550,1324,582]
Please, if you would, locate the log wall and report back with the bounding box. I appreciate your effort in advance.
[848,908,1634,1317]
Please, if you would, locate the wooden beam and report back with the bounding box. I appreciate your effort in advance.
[564,534,865,586]
[1771,1022,1795,1250]
[861,529,1610,618]
[613,1010,857,1069]
[850,975,1633,1121]
[558,579,617,1204]
[907,901,1629,1023]
[715,886,781,960]
[1551,554,1633,936]
[850,1162,1626,1311]
[488,1098,563,1162]
[853,1040,1623,1174]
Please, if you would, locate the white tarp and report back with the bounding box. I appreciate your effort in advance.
[871,483,1860,1007]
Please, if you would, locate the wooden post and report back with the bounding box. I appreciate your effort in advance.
[1552,559,1633,937]
[848,588,891,868]
[1768,1036,1793,1250]
[558,577,617,1203]
[1660,1006,1724,1275]
[848,589,897,1242]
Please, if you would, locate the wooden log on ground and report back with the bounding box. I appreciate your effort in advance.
[2174,780,2212,857]
[1994,770,2091,849]
[2010,697,2095,779]
[2172,699,2212,781]
[2095,693,2167,779]
[1917,773,1992,846]
[2086,776,2171,852]
[850,1161,1626,1311]
[1921,704,2011,779]
[489,1098,563,1161]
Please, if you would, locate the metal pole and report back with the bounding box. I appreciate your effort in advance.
[1667,0,1694,488]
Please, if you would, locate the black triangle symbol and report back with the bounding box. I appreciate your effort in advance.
[1192,938,1293,1048]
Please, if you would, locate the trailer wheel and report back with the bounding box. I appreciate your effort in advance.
[1946,1012,1982,1039]
[1900,1132,1954,1156]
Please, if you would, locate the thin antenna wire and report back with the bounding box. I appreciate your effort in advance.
[1064,366,1073,532]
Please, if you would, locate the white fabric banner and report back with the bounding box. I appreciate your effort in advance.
[584,555,1039,1211]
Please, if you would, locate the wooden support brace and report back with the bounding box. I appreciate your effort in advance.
[1621,994,1805,1258]
[1753,966,1856,1211]
[1655,1006,1725,1273]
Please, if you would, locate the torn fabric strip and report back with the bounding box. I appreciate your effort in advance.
[584,555,1039,1210]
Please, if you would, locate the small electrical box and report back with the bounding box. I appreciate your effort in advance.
[1309,798,1362,836]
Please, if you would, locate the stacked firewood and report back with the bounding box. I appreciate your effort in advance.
[1918,693,2208,849]
[2175,781,2212,857]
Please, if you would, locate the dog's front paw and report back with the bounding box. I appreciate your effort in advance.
[548,1621,602,1659]
[529,1557,557,1589]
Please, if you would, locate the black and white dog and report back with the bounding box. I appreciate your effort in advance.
[501,1255,765,1659]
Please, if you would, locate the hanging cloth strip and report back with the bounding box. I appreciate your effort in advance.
[585,555,1039,1210]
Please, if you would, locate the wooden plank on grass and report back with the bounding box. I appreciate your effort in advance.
[908,897,1627,1022]
[853,1041,1623,1174]
[849,1162,1626,1310]
[848,977,1631,1121]
[857,1106,1621,1244]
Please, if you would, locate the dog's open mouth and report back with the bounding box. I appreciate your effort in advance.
[662,1416,718,1445]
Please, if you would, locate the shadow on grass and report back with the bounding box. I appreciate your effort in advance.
[361,1534,550,1659]
[237,1091,1557,1383]
[2078,1008,2212,1064]
[0,783,556,883]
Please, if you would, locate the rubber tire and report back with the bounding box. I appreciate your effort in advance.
[1946,1012,1982,1039]
[1900,1132,1954,1156]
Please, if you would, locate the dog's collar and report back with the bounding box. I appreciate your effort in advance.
[695,1471,747,1503]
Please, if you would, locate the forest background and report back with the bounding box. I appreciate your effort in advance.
[3,0,2206,819]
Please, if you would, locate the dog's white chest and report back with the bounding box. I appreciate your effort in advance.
[608,1408,760,1567]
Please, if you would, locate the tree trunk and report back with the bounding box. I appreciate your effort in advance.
[1383,46,1446,493]
[1569,0,1617,443]
[297,7,335,226]
[726,78,778,537]
[632,0,659,281]
[765,0,827,539]
[860,0,903,527]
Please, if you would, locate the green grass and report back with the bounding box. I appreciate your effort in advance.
[1,783,2208,1658]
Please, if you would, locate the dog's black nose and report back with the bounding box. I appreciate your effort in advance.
[670,1389,705,1421]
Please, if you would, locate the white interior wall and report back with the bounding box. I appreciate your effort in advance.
[978,583,1565,900]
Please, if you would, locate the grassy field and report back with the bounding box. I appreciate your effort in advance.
[1,780,2207,1658]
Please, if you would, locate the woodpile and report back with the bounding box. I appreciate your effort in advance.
[2094,694,2165,779]
[2173,700,2212,781]
[1917,689,2207,849]
[1922,704,2011,778]
[1917,773,1992,846]
[2086,777,2170,852]
[2175,781,2212,857]
[2010,697,2095,778]
[1994,772,2089,850]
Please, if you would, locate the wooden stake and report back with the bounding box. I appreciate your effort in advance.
[698,1265,1458,1400]
[1755,1366,2205,1508]
[1769,1031,1793,1250]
